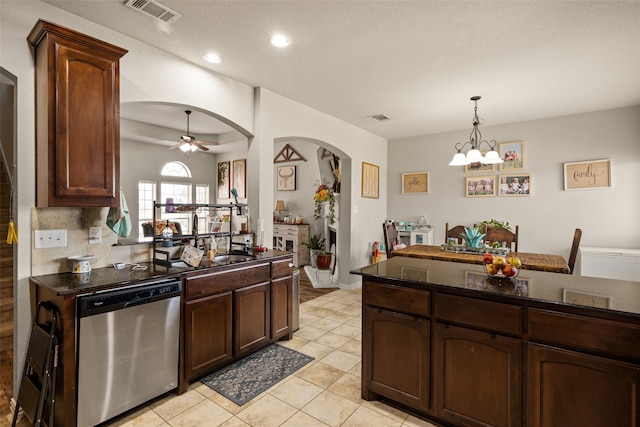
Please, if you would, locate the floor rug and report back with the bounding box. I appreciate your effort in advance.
[200,344,314,406]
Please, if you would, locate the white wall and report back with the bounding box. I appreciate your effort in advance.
[387,106,640,258]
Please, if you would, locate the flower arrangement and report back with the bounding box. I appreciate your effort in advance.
[313,184,336,225]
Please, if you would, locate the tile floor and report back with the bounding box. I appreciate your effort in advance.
[105,288,438,427]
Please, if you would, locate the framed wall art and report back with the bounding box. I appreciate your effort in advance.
[361,162,379,199]
[465,176,496,197]
[402,172,429,194]
[465,154,497,173]
[499,141,525,170]
[563,289,610,309]
[563,159,611,191]
[498,174,531,196]
[232,159,246,198]
[217,161,230,199]
[277,165,296,191]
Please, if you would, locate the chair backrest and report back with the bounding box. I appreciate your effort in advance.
[567,228,582,274]
[445,223,467,244]
[382,222,398,258]
[484,225,519,252]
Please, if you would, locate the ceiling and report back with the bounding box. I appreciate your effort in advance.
[43,0,640,142]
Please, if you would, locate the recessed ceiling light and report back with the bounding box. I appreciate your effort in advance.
[269,34,291,48]
[202,53,223,64]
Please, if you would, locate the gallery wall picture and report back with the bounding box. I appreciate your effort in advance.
[563,159,611,190]
[217,161,230,199]
[402,172,429,194]
[277,165,296,191]
[361,162,380,199]
[465,153,496,173]
[498,174,532,196]
[465,176,496,197]
[499,141,525,170]
[232,159,246,198]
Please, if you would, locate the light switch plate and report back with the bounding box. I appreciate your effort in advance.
[89,227,102,244]
[35,229,67,249]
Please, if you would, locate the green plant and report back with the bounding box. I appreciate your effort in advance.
[304,233,326,251]
[478,218,511,231]
[313,184,336,225]
[461,226,486,248]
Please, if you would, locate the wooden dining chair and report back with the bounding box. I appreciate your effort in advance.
[382,222,398,258]
[567,228,583,274]
[445,223,467,244]
[484,225,519,252]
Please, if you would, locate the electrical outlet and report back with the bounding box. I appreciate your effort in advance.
[89,227,102,244]
[34,229,67,249]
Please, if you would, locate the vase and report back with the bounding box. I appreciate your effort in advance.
[316,253,333,270]
[309,249,322,268]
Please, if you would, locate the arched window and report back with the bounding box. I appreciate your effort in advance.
[161,161,191,177]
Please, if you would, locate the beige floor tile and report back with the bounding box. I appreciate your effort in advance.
[295,362,345,388]
[206,391,248,415]
[270,376,325,409]
[315,331,352,348]
[339,338,362,357]
[296,325,328,341]
[402,414,440,427]
[150,390,205,421]
[105,406,167,427]
[327,373,363,404]
[299,312,323,326]
[167,399,232,427]
[235,394,297,427]
[361,400,410,423]
[313,317,343,331]
[278,334,310,350]
[348,362,362,378]
[318,349,360,372]
[310,307,338,318]
[301,391,360,427]
[302,298,327,307]
[345,316,362,328]
[329,311,357,324]
[217,416,250,427]
[280,411,331,426]
[340,304,363,317]
[297,341,335,359]
[331,324,361,339]
[342,406,403,427]
[192,382,215,399]
[319,301,348,312]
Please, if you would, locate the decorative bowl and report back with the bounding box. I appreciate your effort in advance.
[483,261,519,280]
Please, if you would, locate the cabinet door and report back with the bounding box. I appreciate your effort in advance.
[363,307,430,411]
[271,276,292,340]
[528,343,640,427]
[434,323,522,427]
[184,292,233,380]
[235,282,271,356]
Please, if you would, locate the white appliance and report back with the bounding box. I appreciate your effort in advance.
[579,246,640,281]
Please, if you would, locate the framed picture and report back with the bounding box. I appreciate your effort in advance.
[217,161,230,199]
[402,172,429,194]
[465,176,496,197]
[277,165,296,191]
[499,141,525,170]
[401,267,428,281]
[498,174,532,196]
[563,289,610,309]
[232,159,246,198]
[465,154,497,173]
[361,162,379,199]
[563,159,611,191]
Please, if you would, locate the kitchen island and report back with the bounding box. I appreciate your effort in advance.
[29,250,294,427]
[352,257,640,427]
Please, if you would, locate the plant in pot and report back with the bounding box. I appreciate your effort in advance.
[304,233,326,268]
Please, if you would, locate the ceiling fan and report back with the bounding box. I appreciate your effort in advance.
[170,110,218,152]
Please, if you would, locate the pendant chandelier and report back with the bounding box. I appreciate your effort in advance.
[448,96,503,166]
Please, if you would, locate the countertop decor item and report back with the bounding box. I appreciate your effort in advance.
[68,255,94,274]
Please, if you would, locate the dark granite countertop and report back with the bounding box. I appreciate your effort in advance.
[352,257,640,317]
[31,250,291,295]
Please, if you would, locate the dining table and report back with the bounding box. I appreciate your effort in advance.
[391,244,570,274]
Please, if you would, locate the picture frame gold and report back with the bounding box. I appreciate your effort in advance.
[465,153,497,173]
[465,176,496,197]
[276,165,296,191]
[361,162,379,199]
[563,159,611,191]
[217,161,230,199]
[402,172,429,194]
[232,159,246,198]
[498,174,532,196]
[499,141,525,170]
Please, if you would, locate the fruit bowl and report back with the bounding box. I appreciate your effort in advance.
[482,254,521,280]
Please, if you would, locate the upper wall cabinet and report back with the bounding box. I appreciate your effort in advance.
[28,20,128,207]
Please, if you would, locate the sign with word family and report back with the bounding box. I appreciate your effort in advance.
[563,159,611,190]
[402,172,429,194]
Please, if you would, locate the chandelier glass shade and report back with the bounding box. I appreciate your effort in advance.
[449,96,503,166]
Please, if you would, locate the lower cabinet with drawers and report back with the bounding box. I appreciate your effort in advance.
[362,277,640,427]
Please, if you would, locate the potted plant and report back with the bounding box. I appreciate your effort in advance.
[313,184,336,225]
[304,233,326,268]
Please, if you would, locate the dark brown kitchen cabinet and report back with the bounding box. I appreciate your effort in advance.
[184,292,233,380]
[528,343,640,427]
[28,20,127,207]
[271,258,294,341]
[434,323,522,427]
[234,282,270,357]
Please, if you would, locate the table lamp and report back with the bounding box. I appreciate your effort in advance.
[274,200,286,222]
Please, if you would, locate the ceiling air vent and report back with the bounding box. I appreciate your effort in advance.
[124,0,182,24]
[367,114,392,123]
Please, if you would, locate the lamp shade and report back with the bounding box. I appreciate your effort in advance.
[274,200,286,211]
[449,152,467,166]
[483,150,503,164]
[466,149,483,164]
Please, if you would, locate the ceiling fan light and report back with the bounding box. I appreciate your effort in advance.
[179,143,191,152]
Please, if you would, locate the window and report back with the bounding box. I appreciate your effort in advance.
[138,181,156,238]
[196,184,210,233]
[161,161,191,177]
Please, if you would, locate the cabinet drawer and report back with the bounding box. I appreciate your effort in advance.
[272,258,293,279]
[365,281,430,317]
[528,308,640,360]
[185,263,270,299]
[274,225,298,235]
[436,293,522,335]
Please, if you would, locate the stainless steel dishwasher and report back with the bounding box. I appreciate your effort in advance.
[76,278,181,427]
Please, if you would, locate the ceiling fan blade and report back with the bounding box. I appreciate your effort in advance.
[170,141,187,149]
[191,140,210,151]
[194,139,219,146]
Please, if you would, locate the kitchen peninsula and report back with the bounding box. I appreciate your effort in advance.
[29,250,294,427]
[353,257,640,427]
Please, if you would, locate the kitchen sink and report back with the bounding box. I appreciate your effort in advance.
[214,254,254,264]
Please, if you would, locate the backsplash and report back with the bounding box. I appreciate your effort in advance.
[31,207,151,276]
